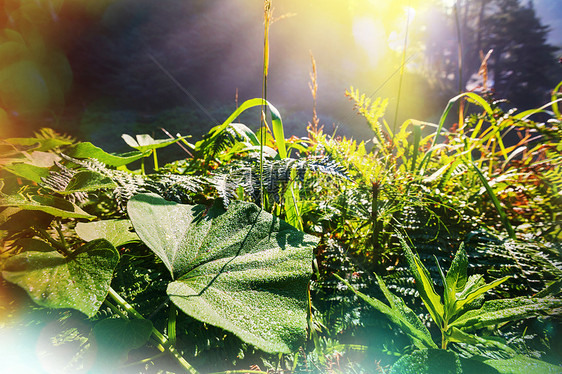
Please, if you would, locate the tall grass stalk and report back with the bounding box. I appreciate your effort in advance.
[260,0,272,208]
[552,81,562,118]
[454,1,465,131]
[308,52,320,134]
[392,1,412,135]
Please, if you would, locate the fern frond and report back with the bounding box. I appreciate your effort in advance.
[211,155,348,207]
[345,86,389,150]
[34,127,76,143]
[211,165,255,206]
[41,161,88,204]
[51,154,204,209]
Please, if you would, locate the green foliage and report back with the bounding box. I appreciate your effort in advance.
[2,163,51,184]
[389,349,500,374]
[1,82,560,372]
[2,239,119,317]
[0,188,95,219]
[193,98,287,164]
[339,239,561,355]
[127,193,318,353]
[482,354,562,374]
[335,272,437,350]
[75,219,139,247]
[66,142,151,167]
[121,134,188,153]
[212,156,348,208]
[345,87,389,152]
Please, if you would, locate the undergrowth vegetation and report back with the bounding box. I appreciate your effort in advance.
[1,80,561,373]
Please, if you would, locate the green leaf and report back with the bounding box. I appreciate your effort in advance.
[65,142,150,167]
[446,327,515,353]
[471,162,515,239]
[230,123,261,146]
[418,91,494,175]
[450,297,562,331]
[453,275,510,314]
[283,169,303,230]
[61,171,116,194]
[456,274,485,299]
[536,279,562,297]
[14,238,55,252]
[389,349,500,374]
[269,103,287,159]
[0,208,52,235]
[483,355,562,374]
[0,193,95,219]
[195,98,287,159]
[127,193,318,353]
[446,243,468,293]
[335,274,436,349]
[1,239,119,317]
[3,137,72,152]
[75,219,140,247]
[92,318,153,369]
[121,134,187,152]
[401,237,445,328]
[2,163,50,183]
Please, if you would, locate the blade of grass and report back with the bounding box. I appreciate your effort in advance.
[410,124,421,173]
[418,92,494,175]
[552,81,562,118]
[470,162,515,239]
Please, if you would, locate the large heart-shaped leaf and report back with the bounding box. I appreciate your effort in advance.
[76,219,139,247]
[127,193,318,353]
[2,239,119,317]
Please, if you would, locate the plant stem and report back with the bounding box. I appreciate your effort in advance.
[454,1,463,96]
[371,181,380,256]
[107,288,199,374]
[259,0,272,209]
[119,352,167,369]
[168,302,177,345]
[153,150,159,171]
[34,227,71,256]
[454,1,465,133]
[53,220,68,250]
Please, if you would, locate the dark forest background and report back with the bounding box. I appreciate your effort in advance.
[0,0,560,152]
